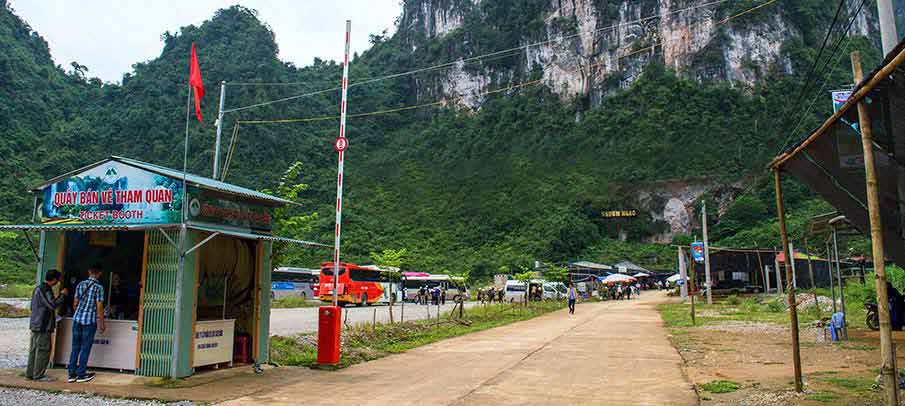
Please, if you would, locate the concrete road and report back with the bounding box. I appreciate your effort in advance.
[270,302,477,336]
[220,292,697,406]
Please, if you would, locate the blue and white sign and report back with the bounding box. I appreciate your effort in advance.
[691,242,705,264]
[40,161,183,225]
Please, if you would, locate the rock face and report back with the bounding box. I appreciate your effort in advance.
[399,0,881,109]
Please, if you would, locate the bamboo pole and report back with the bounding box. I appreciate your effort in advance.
[774,169,803,392]
[852,50,899,404]
[756,252,767,296]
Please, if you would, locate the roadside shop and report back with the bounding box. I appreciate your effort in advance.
[1,156,325,378]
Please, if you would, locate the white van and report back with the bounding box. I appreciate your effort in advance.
[504,280,528,303]
[543,282,566,300]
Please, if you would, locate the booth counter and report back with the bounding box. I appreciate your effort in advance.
[54,318,139,371]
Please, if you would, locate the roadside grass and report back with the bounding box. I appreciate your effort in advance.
[806,391,840,402]
[0,283,32,298]
[699,380,739,393]
[658,295,824,329]
[822,376,875,395]
[271,301,566,369]
[271,296,322,309]
[0,303,29,318]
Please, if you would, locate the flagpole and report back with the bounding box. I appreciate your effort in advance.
[182,85,191,224]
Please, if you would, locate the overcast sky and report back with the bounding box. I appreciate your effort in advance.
[9,0,402,83]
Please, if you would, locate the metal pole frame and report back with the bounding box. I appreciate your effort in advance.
[213,81,227,178]
[831,225,847,339]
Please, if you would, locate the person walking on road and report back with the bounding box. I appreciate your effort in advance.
[26,269,68,382]
[68,264,106,383]
[567,284,577,314]
[488,287,495,304]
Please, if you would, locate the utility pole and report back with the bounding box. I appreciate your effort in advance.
[702,200,712,305]
[213,81,226,178]
[678,246,688,299]
[852,50,899,405]
[878,0,899,55]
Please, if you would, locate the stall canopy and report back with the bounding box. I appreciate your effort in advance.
[613,260,650,274]
[769,41,905,266]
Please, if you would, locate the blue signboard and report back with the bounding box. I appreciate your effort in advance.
[691,242,705,264]
[40,161,183,225]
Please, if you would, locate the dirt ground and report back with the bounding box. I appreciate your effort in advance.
[669,304,905,405]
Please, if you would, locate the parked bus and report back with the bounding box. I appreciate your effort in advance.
[403,274,468,302]
[271,267,320,300]
[319,262,401,306]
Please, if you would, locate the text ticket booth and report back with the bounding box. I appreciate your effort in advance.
[2,156,325,377]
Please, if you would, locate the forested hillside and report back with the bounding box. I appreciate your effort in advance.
[0,0,888,283]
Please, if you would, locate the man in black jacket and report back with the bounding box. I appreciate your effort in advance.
[26,269,67,381]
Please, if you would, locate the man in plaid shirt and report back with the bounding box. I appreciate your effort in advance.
[68,264,106,383]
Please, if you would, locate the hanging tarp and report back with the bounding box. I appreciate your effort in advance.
[770,40,905,266]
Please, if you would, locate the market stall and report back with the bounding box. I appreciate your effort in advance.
[2,156,326,378]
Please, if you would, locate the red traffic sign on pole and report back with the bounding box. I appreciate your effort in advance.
[334,137,349,152]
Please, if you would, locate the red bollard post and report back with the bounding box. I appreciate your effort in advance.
[317,306,342,365]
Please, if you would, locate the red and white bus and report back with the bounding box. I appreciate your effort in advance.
[318,262,400,306]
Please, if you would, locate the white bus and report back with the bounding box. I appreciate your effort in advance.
[403,274,468,302]
[271,267,320,300]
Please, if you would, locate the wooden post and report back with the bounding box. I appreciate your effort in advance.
[756,251,767,296]
[852,50,900,404]
[826,242,838,314]
[804,238,819,315]
[774,169,803,392]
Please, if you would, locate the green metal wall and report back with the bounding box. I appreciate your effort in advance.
[172,230,199,377]
[257,242,273,363]
[137,230,179,377]
[37,231,64,284]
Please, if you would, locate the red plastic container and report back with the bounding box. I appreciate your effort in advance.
[234,335,250,364]
[317,306,342,365]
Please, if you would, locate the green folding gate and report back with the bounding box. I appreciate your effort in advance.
[137,231,179,377]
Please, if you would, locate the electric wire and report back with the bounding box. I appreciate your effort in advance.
[236,0,778,125]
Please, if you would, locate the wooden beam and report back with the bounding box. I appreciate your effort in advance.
[770,44,905,169]
[774,169,803,392]
[852,50,900,405]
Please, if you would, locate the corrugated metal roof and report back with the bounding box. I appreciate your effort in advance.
[112,157,292,206]
[0,223,176,232]
[30,156,292,206]
[187,224,329,248]
[613,260,650,273]
[569,261,613,270]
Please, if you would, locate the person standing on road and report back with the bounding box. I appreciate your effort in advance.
[567,284,577,314]
[488,287,495,304]
[68,264,106,383]
[26,269,68,381]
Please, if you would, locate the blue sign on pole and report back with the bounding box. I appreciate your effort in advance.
[691,242,705,264]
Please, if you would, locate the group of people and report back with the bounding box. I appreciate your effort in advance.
[476,286,505,304]
[600,282,642,301]
[26,264,106,383]
[415,285,447,305]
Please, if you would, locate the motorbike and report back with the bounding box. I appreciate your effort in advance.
[865,302,880,331]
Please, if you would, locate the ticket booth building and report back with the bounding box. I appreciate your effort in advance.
[3,156,322,378]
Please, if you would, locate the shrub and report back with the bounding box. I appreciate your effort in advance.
[700,380,740,393]
[726,295,741,305]
[765,297,785,313]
